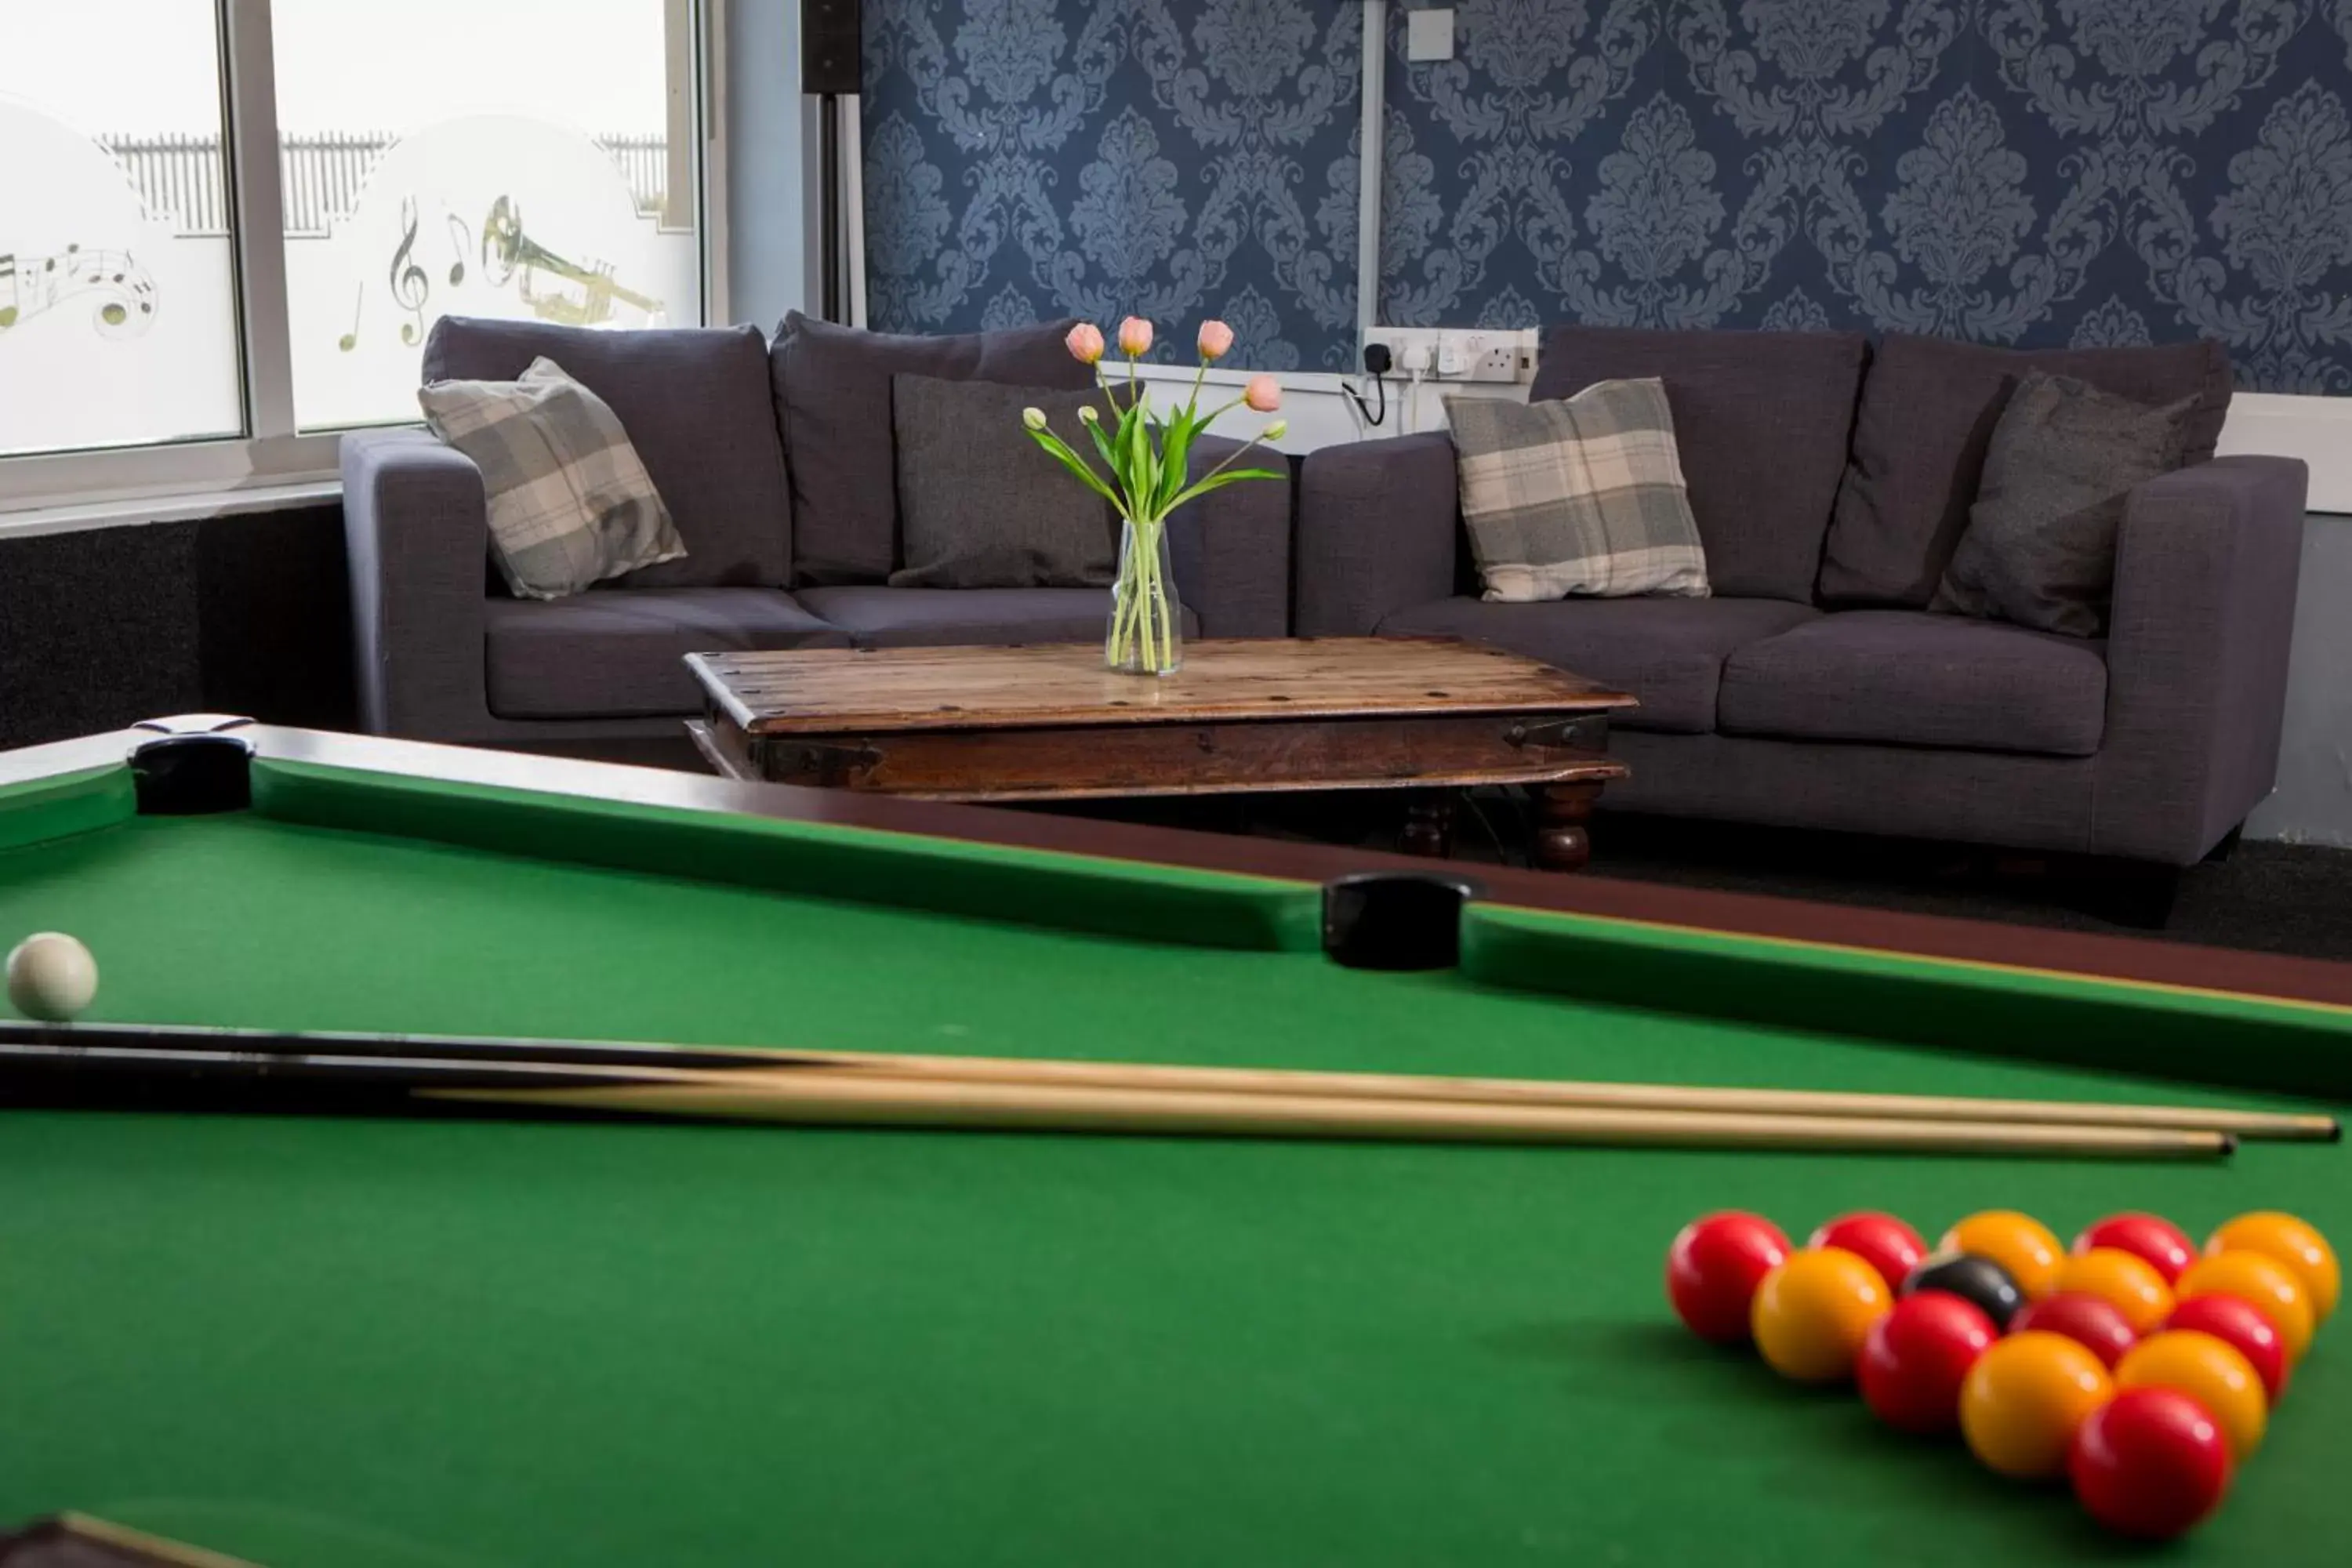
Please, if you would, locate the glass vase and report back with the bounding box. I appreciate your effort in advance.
[1105,514,1183,677]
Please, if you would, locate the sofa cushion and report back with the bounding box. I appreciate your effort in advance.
[794,586,1197,650]
[1374,596,1819,735]
[891,376,1118,589]
[1444,381,1709,601]
[1718,610,2108,756]
[484,587,847,720]
[419,357,686,600]
[771,313,1094,586]
[1820,333,2232,607]
[1528,326,1868,603]
[1931,372,2197,637]
[423,318,789,588]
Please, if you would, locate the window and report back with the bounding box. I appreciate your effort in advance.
[272,0,705,430]
[0,2,245,459]
[0,0,712,496]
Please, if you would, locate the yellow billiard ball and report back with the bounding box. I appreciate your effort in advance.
[2117,1330,2269,1461]
[2179,1250,2314,1363]
[2207,1213,2339,1323]
[2053,1247,2176,1334]
[1941,1210,2063,1301]
[1751,1247,1892,1384]
[1959,1330,2114,1479]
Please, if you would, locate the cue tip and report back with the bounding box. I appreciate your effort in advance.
[2327,1119,2343,1144]
[2222,1131,2239,1156]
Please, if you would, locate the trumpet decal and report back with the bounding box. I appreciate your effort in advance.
[480,195,665,328]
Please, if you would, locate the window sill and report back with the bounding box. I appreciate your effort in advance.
[0,477,343,542]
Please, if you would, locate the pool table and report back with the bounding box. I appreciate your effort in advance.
[2,717,2350,1566]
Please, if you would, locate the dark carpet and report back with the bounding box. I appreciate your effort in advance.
[1051,792,2352,965]
[1575,812,2352,965]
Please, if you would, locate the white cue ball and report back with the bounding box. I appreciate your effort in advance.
[6,932,98,1022]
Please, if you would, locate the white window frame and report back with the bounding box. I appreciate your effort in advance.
[0,0,727,519]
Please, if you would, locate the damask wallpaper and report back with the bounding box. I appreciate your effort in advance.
[863,0,2352,392]
[862,0,1364,368]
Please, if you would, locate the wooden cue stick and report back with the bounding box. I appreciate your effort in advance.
[737,1049,2340,1143]
[432,1067,2238,1160]
[0,1037,2233,1156]
[0,1018,2328,1142]
[29,1515,263,1568]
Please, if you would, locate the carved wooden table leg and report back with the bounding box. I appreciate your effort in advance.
[1399,789,1457,859]
[1534,781,1602,872]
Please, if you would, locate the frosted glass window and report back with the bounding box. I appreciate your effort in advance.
[274,0,704,431]
[0,1,245,459]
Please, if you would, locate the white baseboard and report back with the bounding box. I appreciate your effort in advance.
[1131,364,1523,455]
[2216,394,2352,514]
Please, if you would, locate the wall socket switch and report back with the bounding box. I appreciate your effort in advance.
[1469,342,1525,382]
[1363,326,1537,384]
[1445,333,1523,383]
[1406,9,1456,63]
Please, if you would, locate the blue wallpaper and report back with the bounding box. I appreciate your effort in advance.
[863,0,2352,392]
[862,0,1364,367]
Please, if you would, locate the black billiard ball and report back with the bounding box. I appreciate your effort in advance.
[1902,1250,2026,1330]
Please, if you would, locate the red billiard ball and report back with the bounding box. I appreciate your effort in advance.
[1858,1290,1998,1434]
[1668,1211,1791,1343]
[2165,1294,2290,1402]
[2075,1213,2196,1286]
[2069,1387,2234,1539]
[1809,1211,1928,1294]
[2013,1291,2139,1370]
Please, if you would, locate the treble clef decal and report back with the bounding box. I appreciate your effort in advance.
[390,196,430,347]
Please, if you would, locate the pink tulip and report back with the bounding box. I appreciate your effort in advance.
[1243,373,1283,413]
[1117,316,1154,358]
[1196,319,1235,361]
[1065,322,1105,365]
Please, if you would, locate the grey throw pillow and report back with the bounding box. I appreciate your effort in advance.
[419,356,686,601]
[1824,334,2230,605]
[1446,379,1710,601]
[423,318,788,588]
[1930,371,2194,637]
[889,376,1119,590]
[771,312,1094,583]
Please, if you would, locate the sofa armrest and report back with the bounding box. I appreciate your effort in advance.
[2093,455,2309,863]
[1295,433,1460,635]
[340,429,494,740]
[1162,434,1291,637]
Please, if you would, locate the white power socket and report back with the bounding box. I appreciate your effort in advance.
[1469,343,1522,381]
[1437,332,1523,383]
[1365,326,1534,384]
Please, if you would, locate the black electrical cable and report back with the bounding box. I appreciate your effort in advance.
[1344,342,1391,427]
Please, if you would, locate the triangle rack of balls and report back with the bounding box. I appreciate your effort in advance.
[1667,1208,2338,1540]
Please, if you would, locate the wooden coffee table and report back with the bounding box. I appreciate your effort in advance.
[684,637,1635,869]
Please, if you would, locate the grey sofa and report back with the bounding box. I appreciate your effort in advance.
[1297,327,2307,904]
[343,313,1290,756]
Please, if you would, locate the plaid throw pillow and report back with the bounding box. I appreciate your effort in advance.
[1446,380,1710,601]
[419,356,687,600]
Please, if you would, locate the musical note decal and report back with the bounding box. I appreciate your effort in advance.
[338,283,364,351]
[446,213,470,288]
[0,245,158,339]
[389,197,430,347]
[479,196,665,329]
